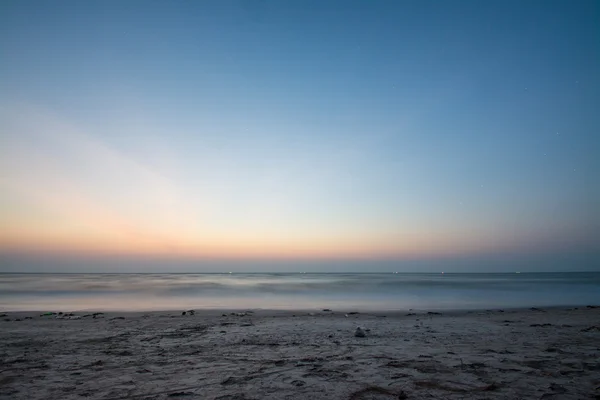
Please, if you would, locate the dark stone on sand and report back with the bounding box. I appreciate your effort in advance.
[15,318,22,321]
[545,347,564,353]
[322,309,332,312]
[328,334,334,338]
[348,386,404,400]
[427,312,442,315]
[530,307,545,312]
[187,310,195,315]
[3,319,10,322]
[215,395,255,400]
[168,392,195,397]
[355,327,366,337]
[221,376,251,385]
[291,380,306,387]
[581,325,600,332]
[222,313,227,317]
[117,351,133,356]
[348,312,359,315]
[182,311,186,316]
[58,312,63,315]
[333,340,341,345]
[111,317,125,320]
[549,383,568,393]
[406,313,416,316]
[586,305,598,309]
[24,317,32,320]
[530,323,552,327]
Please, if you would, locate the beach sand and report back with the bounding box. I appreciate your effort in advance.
[1,307,599,399]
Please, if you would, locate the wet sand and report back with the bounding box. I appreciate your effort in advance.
[1,307,599,399]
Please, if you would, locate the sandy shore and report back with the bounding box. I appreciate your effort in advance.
[1,307,599,399]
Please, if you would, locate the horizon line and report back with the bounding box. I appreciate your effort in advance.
[0,271,597,275]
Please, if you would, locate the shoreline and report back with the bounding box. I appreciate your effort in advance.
[1,303,598,316]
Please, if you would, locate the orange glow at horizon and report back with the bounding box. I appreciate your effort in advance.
[0,216,559,261]
[1,105,595,266]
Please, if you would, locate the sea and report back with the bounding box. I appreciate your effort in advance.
[0,272,599,312]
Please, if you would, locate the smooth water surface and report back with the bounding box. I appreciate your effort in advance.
[0,272,599,311]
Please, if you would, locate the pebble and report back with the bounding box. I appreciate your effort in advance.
[355,327,366,337]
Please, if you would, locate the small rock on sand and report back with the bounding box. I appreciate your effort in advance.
[581,325,600,332]
[355,327,366,337]
[322,309,332,312]
[168,392,195,397]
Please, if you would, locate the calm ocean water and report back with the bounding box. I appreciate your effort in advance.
[0,272,599,312]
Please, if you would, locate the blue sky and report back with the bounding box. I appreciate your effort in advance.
[0,0,598,272]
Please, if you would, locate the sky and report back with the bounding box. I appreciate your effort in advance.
[0,0,599,272]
